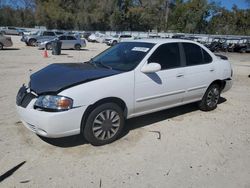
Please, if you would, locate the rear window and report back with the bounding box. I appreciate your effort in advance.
[67,36,76,40]
[43,32,55,36]
[58,36,67,40]
[183,43,203,66]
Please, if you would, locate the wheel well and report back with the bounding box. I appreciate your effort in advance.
[29,38,36,42]
[210,80,226,91]
[80,97,127,132]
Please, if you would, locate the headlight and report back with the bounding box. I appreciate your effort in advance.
[34,95,73,111]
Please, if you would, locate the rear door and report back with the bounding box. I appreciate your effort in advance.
[134,42,186,115]
[66,36,77,49]
[181,42,215,103]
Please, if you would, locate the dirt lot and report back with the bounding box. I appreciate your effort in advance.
[0,36,249,188]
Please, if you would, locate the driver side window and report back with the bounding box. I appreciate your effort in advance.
[148,43,181,70]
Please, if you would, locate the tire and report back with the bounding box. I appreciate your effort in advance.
[75,44,81,50]
[45,43,52,50]
[0,43,3,50]
[83,103,125,146]
[112,41,118,46]
[28,39,36,46]
[198,84,221,111]
[240,48,246,53]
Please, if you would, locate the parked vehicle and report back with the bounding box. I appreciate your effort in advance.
[88,32,106,43]
[82,32,92,40]
[37,35,86,50]
[22,30,64,46]
[207,38,228,52]
[105,34,134,46]
[0,32,13,49]
[0,26,24,35]
[16,39,232,146]
[232,38,250,53]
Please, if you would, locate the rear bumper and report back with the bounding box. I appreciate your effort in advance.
[222,78,233,93]
[16,99,86,138]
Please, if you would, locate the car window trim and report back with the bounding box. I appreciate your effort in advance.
[147,42,184,71]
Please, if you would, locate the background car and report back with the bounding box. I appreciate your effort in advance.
[22,30,65,46]
[106,34,134,46]
[0,32,13,50]
[37,35,86,50]
[0,26,24,35]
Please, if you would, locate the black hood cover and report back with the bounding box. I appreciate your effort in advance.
[30,63,122,95]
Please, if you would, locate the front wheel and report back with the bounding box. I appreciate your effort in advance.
[198,84,221,111]
[83,103,124,146]
[28,39,36,46]
[75,44,81,50]
[112,40,118,46]
[46,43,52,50]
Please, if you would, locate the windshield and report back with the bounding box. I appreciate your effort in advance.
[91,42,155,71]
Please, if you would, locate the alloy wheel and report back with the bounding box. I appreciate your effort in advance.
[207,87,220,108]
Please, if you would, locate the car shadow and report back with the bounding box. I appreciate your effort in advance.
[39,97,227,148]
[65,49,89,51]
[1,48,20,50]
[38,134,88,147]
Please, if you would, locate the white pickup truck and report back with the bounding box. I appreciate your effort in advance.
[16,39,232,145]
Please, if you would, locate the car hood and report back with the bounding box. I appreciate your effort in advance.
[30,63,122,95]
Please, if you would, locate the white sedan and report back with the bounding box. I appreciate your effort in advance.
[16,39,232,145]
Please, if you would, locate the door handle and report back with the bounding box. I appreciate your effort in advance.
[210,68,215,72]
[176,74,184,78]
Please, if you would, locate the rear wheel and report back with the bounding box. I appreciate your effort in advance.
[0,43,3,50]
[83,103,124,146]
[75,44,81,50]
[198,84,221,111]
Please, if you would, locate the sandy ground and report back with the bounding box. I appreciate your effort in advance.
[0,36,249,188]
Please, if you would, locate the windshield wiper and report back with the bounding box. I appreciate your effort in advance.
[98,61,113,70]
[89,59,112,70]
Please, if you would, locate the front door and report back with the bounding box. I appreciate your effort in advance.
[134,42,186,115]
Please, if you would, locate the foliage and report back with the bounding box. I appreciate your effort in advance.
[0,0,249,35]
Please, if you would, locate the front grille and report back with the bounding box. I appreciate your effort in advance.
[16,86,37,108]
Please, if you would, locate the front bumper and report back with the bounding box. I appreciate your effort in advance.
[16,90,86,138]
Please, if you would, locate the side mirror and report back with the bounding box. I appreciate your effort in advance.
[141,63,161,73]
